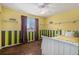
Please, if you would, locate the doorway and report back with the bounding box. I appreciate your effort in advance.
[21,16,27,43]
[21,15,39,43]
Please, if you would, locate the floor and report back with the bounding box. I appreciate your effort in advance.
[0,40,42,55]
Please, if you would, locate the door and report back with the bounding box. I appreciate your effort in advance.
[21,16,27,43]
[21,16,39,43]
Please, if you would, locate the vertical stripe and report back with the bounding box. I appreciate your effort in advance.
[38,31,40,40]
[53,30,55,37]
[41,30,42,38]
[42,30,44,35]
[47,30,48,36]
[5,31,8,46]
[33,31,35,41]
[47,30,48,37]
[40,30,41,39]
[32,32,33,41]
[12,31,14,44]
[44,30,46,36]
[54,30,56,36]
[25,32,27,43]
[55,30,57,36]
[44,30,46,35]
[48,30,49,37]
[48,30,49,36]
[27,32,29,42]
[0,31,1,47]
[46,30,47,36]
[1,31,5,46]
[52,30,53,37]
[30,32,32,42]
[39,31,41,40]
[29,32,30,42]
[42,30,43,35]
[56,30,58,36]
[19,31,21,43]
[60,30,62,35]
[49,30,50,37]
[43,30,44,35]
[14,31,17,44]
[50,30,52,37]
[56,30,58,34]
[46,30,48,36]
[48,30,50,37]
[49,30,51,37]
[43,30,45,36]
[8,31,12,45]
[17,31,19,43]
[39,31,40,39]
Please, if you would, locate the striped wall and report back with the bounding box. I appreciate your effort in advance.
[39,30,62,39]
[0,31,21,49]
[27,31,35,42]
[0,30,62,49]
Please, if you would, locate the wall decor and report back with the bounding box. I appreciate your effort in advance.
[0,19,18,23]
[49,21,53,24]
[9,18,16,21]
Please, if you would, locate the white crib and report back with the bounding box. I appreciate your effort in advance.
[41,36,79,55]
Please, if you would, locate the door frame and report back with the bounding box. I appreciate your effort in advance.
[21,16,39,43]
[35,18,39,41]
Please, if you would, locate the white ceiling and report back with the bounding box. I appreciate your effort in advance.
[1,3,79,17]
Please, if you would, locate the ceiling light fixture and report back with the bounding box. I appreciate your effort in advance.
[40,8,48,14]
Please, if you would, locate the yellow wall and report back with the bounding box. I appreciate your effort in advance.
[0,5,46,48]
[0,5,79,32]
[0,4,79,48]
[0,5,1,12]
[46,8,79,31]
[0,5,46,30]
[0,5,79,33]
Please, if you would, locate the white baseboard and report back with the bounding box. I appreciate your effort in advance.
[0,43,21,49]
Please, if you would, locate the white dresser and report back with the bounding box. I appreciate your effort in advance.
[41,36,79,55]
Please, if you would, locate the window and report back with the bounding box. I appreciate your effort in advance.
[27,17,35,31]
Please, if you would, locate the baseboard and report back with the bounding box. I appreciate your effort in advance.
[0,40,42,49]
[0,43,22,49]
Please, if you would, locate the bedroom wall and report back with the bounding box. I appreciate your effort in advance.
[41,8,79,37]
[0,5,46,48]
[46,8,79,30]
[0,4,79,48]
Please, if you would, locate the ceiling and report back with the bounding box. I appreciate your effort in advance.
[1,3,79,17]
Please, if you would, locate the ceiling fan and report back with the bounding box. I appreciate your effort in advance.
[36,3,53,15]
[37,3,51,8]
